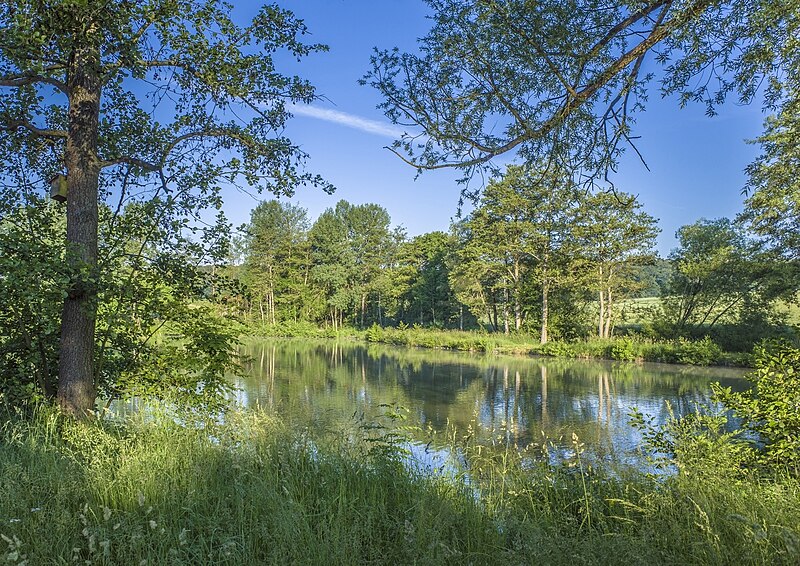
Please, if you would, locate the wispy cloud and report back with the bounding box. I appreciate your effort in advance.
[288,103,406,139]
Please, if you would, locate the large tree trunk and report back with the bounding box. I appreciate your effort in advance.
[57,43,102,417]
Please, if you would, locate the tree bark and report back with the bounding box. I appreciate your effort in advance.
[57,42,102,417]
[540,276,549,344]
[502,286,510,335]
[514,258,522,331]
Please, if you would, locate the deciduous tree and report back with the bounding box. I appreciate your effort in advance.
[364,0,797,188]
[0,1,330,415]
[576,191,659,338]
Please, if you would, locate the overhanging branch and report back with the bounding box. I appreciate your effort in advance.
[0,71,67,93]
[0,118,67,139]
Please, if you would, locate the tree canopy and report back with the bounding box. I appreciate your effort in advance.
[364,0,798,189]
[0,0,330,414]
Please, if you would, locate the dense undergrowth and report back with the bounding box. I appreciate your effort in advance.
[2,403,800,565]
[264,323,751,366]
[249,322,752,366]
[362,325,745,365]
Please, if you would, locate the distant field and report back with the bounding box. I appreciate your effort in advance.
[615,296,800,328]
[776,299,800,326]
[616,297,661,325]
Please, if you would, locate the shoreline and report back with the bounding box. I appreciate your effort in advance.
[243,325,754,369]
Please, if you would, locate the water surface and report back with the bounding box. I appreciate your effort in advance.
[236,339,748,464]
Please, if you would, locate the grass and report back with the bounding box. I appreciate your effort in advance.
[359,325,750,367]
[2,406,800,564]
[248,318,753,367]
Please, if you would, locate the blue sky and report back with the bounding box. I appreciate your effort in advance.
[223,1,767,256]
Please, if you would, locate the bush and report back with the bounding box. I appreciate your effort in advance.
[608,339,637,361]
[714,341,800,474]
[364,323,384,343]
[674,336,722,366]
[538,341,575,358]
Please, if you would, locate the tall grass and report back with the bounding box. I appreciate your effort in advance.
[3,406,798,564]
[360,325,750,367]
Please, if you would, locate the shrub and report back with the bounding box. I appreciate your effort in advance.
[364,324,384,343]
[608,339,637,361]
[538,341,575,358]
[674,336,722,366]
[714,341,800,474]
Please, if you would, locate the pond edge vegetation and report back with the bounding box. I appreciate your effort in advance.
[3,341,800,566]
[249,322,752,367]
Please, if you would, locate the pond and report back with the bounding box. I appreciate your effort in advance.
[235,338,749,467]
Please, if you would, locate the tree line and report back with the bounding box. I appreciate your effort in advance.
[228,164,796,349]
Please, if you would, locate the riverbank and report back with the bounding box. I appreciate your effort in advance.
[249,322,753,367]
[2,407,799,564]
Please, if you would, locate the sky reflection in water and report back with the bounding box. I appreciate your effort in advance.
[235,339,749,469]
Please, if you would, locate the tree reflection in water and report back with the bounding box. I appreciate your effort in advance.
[237,339,748,466]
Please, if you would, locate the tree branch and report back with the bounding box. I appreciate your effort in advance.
[398,0,719,171]
[100,156,160,171]
[0,70,67,93]
[0,117,67,139]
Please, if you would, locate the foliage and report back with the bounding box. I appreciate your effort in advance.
[363,325,502,353]
[3,407,800,564]
[673,337,723,366]
[0,201,66,407]
[537,341,576,358]
[608,339,637,362]
[452,165,589,341]
[250,320,344,339]
[657,218,786,348]
[633,341,800,482]
[0,198,245,411]
[241,200,313,325]
[743,98,800,261]
[309,200,401,329]
[0,0,330,412]
[394,231,466,328]
[364,0,797,190]
[360,326,741,367]
[714,342,800,473]
[629,259,674,298]
[112,303,243,411]
[740,20,800,261]
[630,404,755,478]
[576,191,659,338]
